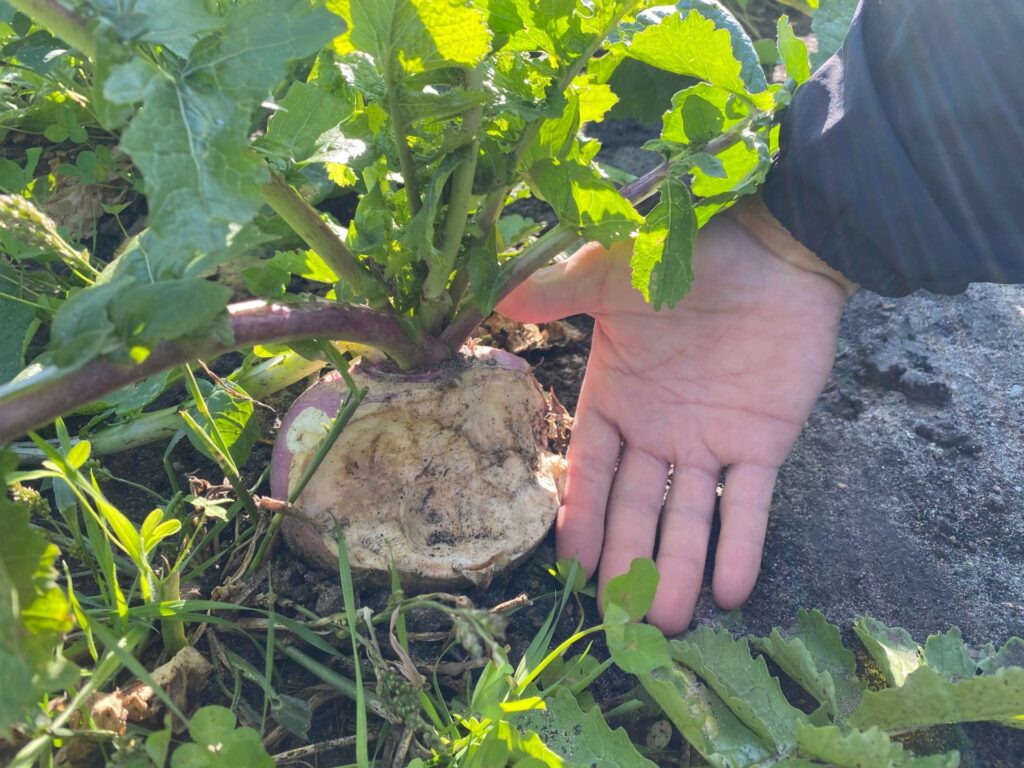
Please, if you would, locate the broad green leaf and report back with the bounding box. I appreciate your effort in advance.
[630,177,696,310]
[262,82,359,164]
[640,664,773,767]
[977,637,1024,674]
[776,16,810,84]
[692,132,771,199]
[671,627,806,751]
[673,0,768,92]
[120,0,341,271]
[679,94,724,143]
[576,76,619,123]
[113,0,222,44]
[660,82,746,146]
[607,621,671,674]
[626,10,747,95]
[109,279,232,359]
[528,158,642,246]
[0,294,36,384]
[0,496,77,738]
[811,0,858,70]
[514,686,658,768]
[172,705,274,768]
[794,723,904,767]
[923,627,977,682]
[849,665,1024,732]
[270,250,339,284]
[185,384,258,468]
[600,557,659,620]
[853,616,921,687]
[754,609,862,719]
[349,0,491,74]
[49,278,129,368]
[604,56,691,126]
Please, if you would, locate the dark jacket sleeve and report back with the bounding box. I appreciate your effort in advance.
[761,0,1024,296]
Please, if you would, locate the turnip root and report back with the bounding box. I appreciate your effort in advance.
[270,346,566,589]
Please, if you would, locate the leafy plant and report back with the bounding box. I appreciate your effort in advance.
[0,0,807,440]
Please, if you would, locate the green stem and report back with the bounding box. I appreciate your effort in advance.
[159,569,188,654]
[419,68,485,329]
[9,353,323,462]
[384,61,421,215]
[7,0,97,58]
[260,172,381,294]
[441,112,770,350]
[440,225,581,350]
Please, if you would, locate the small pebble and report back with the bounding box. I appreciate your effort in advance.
[836,482,849,491]
[1008,384,1024,398]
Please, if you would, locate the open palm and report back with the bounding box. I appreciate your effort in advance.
[498,212,849,634]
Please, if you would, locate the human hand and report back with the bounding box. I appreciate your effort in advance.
[497,198,853,634]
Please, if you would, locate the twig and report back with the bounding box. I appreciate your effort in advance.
[271,733,370,763]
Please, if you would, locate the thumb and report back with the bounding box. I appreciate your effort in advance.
[496,241,612,323]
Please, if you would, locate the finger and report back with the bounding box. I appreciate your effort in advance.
[647,466,720,635]
[555,391,621,577]
[597,447,670,606]
[496,241,613,323]
[712,463,778,610]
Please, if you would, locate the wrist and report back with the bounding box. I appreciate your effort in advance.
[728,195,859,298]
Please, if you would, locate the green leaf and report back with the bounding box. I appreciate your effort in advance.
[923,627,977,682]
[626,10,747,95]
[113,0,222,44]
[49,278,129,368]
[600,557,659,620]
[109,279,232,358]
[172,705,274,768]
[673,0,769,93]
[527,158,642,247]
[640,664,774,767]
[185,384,258,468]
[270,250,339,284]
[513,686,658,768]
[811,0,858,70]
[0,494,77,738]
[119,0,341,272]
[977,637,1024,674]
[680,94,724,143]
[349,0,491,74]
[606,621,671,674]
[853,615,921,687]
[630,177,696,310]
[671,626,807,751]
[660,82,746,146]
[776,16,810,84]
[0,295,36,384]
[262,81,359,164]
[754,609,862,719]
[794,723,905,767]
[849,665,1024,732]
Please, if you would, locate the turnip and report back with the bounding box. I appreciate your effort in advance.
[270,346,565,588]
